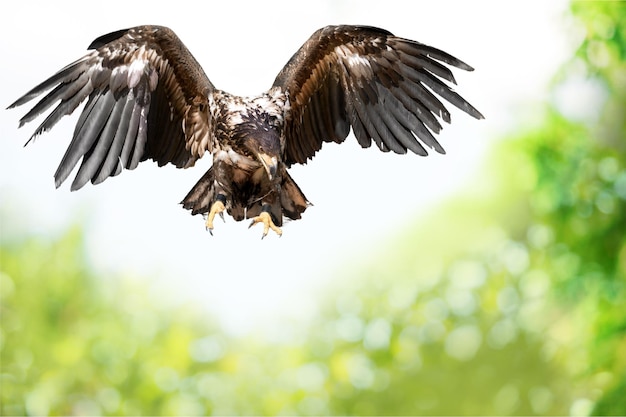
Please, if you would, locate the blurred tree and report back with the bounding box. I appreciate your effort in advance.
[0,226,598,415]
[0,229,222,415]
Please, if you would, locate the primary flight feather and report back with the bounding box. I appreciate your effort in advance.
[9,25,483,237]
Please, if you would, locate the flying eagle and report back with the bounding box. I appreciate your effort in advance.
[9,25,483,237]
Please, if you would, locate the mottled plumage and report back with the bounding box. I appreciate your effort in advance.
[8,25,483,237]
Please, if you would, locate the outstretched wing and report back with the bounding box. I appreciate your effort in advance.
[8,25,215,190]
[273,25,484,165]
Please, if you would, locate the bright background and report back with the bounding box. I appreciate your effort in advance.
[2,1,625,416]
[1,0,568,334]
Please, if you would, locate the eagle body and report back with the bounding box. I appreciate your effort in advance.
[184,88,308,227]
[9,25,483,237]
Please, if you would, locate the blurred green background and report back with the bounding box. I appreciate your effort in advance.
[2,2,625,415]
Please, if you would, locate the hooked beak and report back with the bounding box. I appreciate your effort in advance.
[257,153,278,180]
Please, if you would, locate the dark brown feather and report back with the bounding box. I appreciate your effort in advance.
[9,25,215,189]
[273,25,484,166]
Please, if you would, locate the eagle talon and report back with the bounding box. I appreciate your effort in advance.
[206,200,226,235]
[248,211,282,238]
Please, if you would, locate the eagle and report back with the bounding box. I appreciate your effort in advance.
[8,25,483,237]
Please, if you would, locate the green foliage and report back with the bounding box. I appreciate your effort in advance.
[1,230,221,415]
[2,1,625,415]
[0,222,595,415]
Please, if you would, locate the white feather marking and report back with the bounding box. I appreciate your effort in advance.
[335,44,373,72]
[88,61,104,79]
[127,59,147,88]
[148,68,158,90]
[215,150,228,161]
[111,66,122,78]
[215,148,258,169]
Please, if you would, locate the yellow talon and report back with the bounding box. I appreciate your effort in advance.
[248,211,282,239]
[206,200,225,235]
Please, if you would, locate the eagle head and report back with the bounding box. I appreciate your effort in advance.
[244,129,281,180]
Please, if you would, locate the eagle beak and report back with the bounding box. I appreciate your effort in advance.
[258,153,278,180]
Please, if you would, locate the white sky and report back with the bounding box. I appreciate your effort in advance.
[0,0,572,335]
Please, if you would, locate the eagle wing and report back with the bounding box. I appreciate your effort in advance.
[8,25,215,190]
[273,25,484,165]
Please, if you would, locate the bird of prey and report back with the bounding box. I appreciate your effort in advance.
[8,25,483,238]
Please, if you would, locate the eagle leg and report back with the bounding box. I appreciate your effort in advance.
[206,194,227,235]
[248,205,282,239]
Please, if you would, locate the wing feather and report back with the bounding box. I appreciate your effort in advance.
[9,25,215,189]
[71,91,120,190]
[55,91,114,187]
[347,103,371,150]
[328,74,349,140]
[119,99,143,170]
[348,84,384,151]
[392,84,442,134]
[363,91,406,154]
[273,25,483,165]
[379,88,428,155]
[93,94,135,184]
